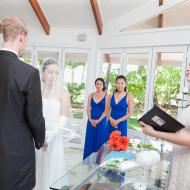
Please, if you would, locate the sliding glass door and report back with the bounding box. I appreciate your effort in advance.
[149,46,188,118]
[100,50,124,92]
[98,47,188,143]
[125,48,152,130]
[22,47,35,65]
[62,49,90,148]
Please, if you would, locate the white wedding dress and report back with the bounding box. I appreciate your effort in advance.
[34,98,68,190]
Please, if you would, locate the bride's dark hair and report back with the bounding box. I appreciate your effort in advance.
[42,58,58,72]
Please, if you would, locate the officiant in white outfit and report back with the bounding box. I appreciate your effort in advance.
[34,58,75,190]
[140,65,190,190]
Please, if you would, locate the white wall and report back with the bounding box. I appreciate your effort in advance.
[0,0,189,50]
[28,27,97,48]
[97,27,190,48]
[1,25,190,50]
[97,0,190,49]
[0,26,98,48]
[103,0,187,34]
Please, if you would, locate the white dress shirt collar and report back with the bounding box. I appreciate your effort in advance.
[1,48,18,57]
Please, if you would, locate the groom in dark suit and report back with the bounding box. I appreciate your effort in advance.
[0,17,45,190]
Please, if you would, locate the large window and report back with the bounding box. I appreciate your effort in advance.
[125,53,150,129]
[22,49,34,65]
[101,53,121,92]
[153,52,183,118]
[63,52,88,145]
[35,50,61,70]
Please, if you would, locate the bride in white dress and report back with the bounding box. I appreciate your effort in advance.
[34,58,75,190]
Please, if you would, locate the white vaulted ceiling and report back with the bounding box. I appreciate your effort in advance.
[0,0,151,28]
[97,0,151,24]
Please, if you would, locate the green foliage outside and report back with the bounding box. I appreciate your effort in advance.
[23,58,181,124]
[65,60,86,68]
[23,57,43,68]
[103,66,181,129]
[23,57,31,64]
[23,59,86,119]
[127,66,147,116]
[65,61,86,119]
[37,59,43,67]
[67,83,85,106]
[66,61,181,125]
[153,67,181,113]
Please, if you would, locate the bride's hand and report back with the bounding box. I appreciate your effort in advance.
[42,138,48,150]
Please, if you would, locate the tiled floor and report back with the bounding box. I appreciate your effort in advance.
[64,147,83,172]
[59,147,88,187]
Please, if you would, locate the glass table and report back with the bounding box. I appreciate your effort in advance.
[50,144,171,190]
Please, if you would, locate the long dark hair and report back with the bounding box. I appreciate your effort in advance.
[115,75,127,92]
[95,78,106,91]
[42,58,58,72]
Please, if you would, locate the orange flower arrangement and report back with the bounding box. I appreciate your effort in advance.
[108,130,129,151]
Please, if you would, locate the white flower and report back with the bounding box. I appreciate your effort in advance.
[136,150,160,167]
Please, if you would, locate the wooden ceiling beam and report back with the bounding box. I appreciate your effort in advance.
[90,0,102,35]
[105,53,111,63]
[158,14,163,28]
[158,0,164,28]
[28,0,50,35]
[104,0,187,34]
[157,0,164,65]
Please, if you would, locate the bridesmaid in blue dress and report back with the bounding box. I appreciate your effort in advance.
[83,78,108,160]
[107,75,133,139]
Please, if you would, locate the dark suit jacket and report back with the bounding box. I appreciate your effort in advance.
[0,50,45,190]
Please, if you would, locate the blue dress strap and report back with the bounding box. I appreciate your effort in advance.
[90,92,93,101]
[125,92,128,102]
[111,92,114,99]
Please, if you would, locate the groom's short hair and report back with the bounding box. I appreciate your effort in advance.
[1,16,28,42]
